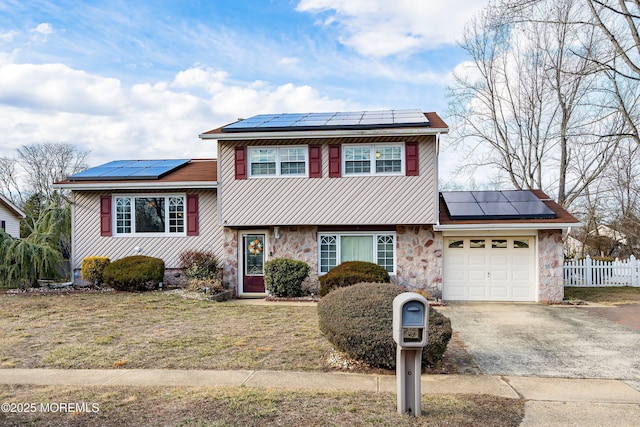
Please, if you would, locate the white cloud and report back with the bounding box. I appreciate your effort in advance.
[296,0,487,57]
[32,23,54,35]
[0,30,17,42]
[278,57,300,66]
[0,62,351,167]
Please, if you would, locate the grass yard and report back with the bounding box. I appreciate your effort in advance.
[0,385,525,427]
[0,292,331,371]
[564,286,640,305]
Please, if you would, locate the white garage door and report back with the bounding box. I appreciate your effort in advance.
[443,237,536,302]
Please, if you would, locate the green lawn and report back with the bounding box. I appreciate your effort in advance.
[564,286,640,305]
[0,292,330,370]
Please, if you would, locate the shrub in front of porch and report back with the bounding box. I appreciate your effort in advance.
[319,261,390,296]
[317,282,452,370]
[264,258,310,298]
[103,255,164,292]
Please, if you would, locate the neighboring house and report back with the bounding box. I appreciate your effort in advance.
[55,110,580,302]
[0,194,26,238]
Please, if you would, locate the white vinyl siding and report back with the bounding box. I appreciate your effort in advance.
[249,146,308,177]
[343,143,404,176]
[114,194,185,237]
[319,232,396,274]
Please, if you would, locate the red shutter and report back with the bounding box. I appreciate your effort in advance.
[308,144,322,178]
[234,147,247,180]
[100,196,112,236]
[405,142,419,176]
[186,194,199,236]
[328,144,341,178]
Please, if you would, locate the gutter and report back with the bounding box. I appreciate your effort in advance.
[199,127,449,141]
[52,181,218,191]
[434,222,582,231]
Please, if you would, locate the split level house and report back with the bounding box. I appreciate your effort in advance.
[0,194,26,238]
[54,109,580,302]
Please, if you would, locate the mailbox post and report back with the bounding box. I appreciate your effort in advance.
[392,293,429,416]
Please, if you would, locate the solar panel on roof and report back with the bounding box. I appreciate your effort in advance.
[473,191,508,202]
[442,191,476,203]
[511,201,556,217]
[442,190,557,220]
[220,109,429,132]
[501,190,539,202]
[68,159,190,181]
[478,202,519,216]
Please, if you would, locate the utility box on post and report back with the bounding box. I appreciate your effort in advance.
[393,293,429,416]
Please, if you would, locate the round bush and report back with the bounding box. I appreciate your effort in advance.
[264,258,310,298]
[319,261,390,296]
[318,282,452,370]
[81,256,111,285]
[103,255,164,292]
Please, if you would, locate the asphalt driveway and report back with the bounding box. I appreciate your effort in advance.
[436,303,640,380]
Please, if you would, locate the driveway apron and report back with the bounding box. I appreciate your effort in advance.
[436,303,640,380]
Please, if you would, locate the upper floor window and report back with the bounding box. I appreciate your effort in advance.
[343,143,404,176]
[248,146,307,178]
[114,195,185,236]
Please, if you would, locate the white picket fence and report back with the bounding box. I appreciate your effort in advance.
[564,255,640,287]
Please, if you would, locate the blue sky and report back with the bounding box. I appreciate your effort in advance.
[0,0,487,176]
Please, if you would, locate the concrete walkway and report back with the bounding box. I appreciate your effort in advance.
[2,369,640,426]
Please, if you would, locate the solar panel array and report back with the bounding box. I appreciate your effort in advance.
[441,190,557,220]
[68,159,190,181]
[221,109,430,132]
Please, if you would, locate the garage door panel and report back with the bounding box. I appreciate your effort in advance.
[489,287,508,298]
[468,286,487,297]
[444,236,536,302]
[491,271,509,281]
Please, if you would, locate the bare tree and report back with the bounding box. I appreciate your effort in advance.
[585,0,640,145]
[0,156,24,205]
[16,142,90,203]
[447,0,620,207]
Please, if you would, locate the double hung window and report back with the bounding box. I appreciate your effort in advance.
[248,146,307,177]
[319,232,396,274]
[343,144,403,176]
[114,195,185,236]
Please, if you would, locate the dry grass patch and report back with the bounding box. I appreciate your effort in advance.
[0,384,525,427]
[0,292,330,371]
[565,286,640,305]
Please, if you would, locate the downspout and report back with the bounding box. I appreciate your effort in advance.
[435,132,442,227]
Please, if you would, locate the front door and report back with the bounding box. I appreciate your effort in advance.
[243,233,266,293]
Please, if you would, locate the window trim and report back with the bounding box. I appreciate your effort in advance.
[318,231,397,275]
[247,145,309,178]
[113,194,187,237]
[342,143,405,176]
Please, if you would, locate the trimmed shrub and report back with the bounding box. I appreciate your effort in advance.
[319,261,390,296]
[179,250,221,281]
[264,258,310,298]
[81,256,111,285]
[317,282,452,370]
[103,256,164,292]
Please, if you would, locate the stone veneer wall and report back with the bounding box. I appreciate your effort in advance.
[269,226,320,291]
[394,225,443,298]
[538,229,564,302]
[222,228,238,291]
[221,225,445,296]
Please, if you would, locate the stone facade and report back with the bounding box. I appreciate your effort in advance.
[269,226,320,292]
[222,228,238,290]
[394,225,444,298]
[538,229,564,302]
